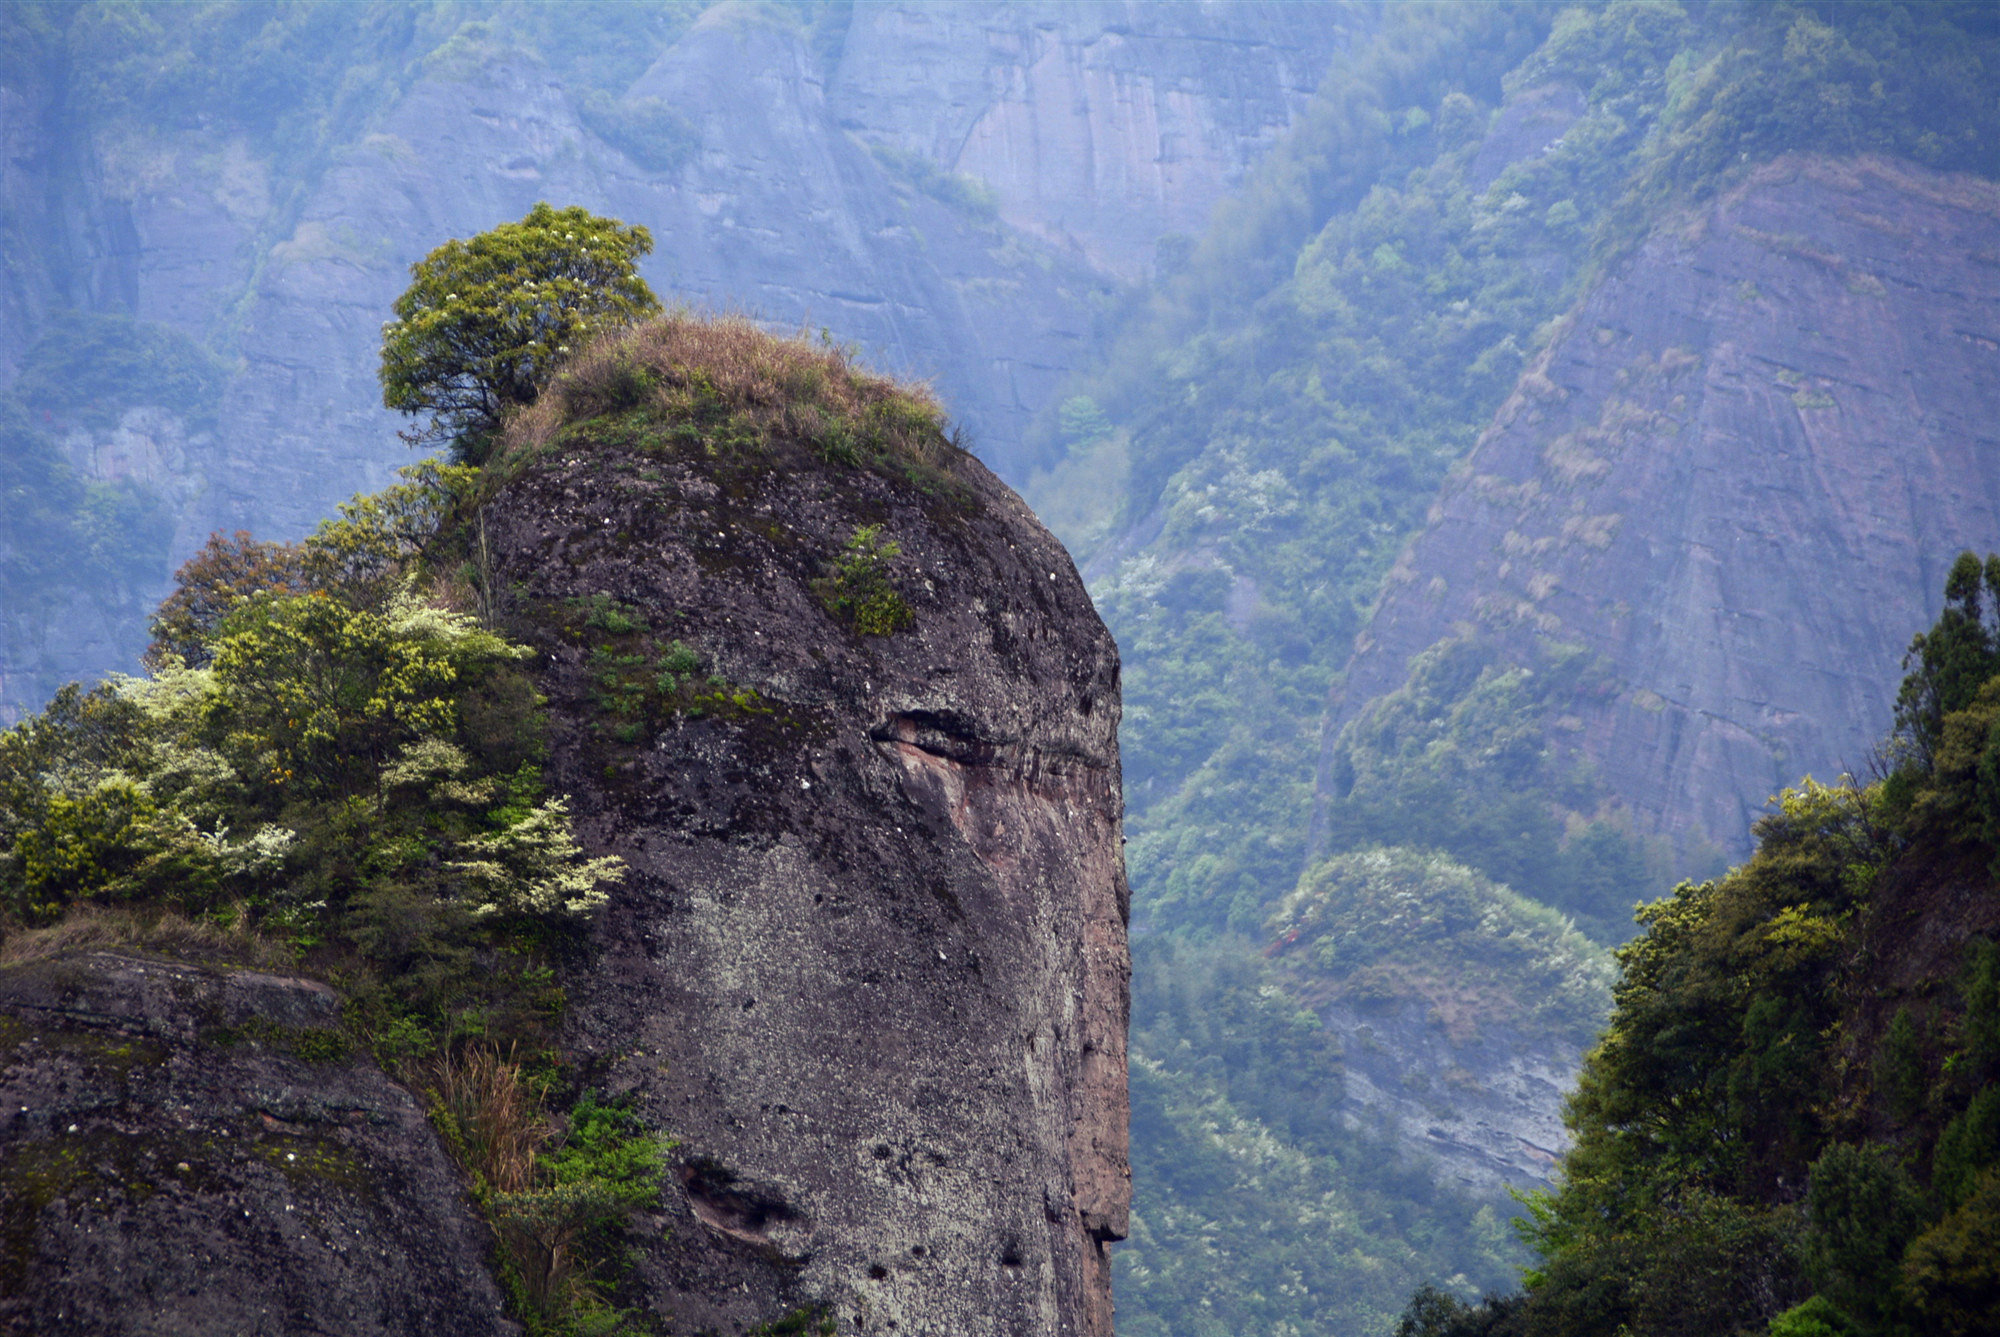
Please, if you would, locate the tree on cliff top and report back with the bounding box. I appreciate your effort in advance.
[379,201,660,463]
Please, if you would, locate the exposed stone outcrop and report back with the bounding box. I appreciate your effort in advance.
[0,950,511,1335]
[482,398,1130,1334]
[1324,155,2000,859]
[1315,1001,1573,1193]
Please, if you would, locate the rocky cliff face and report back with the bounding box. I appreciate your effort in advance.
[480,371,1130,1334]
[0,949,512,1335]
[0,1,1351,719]
[205,19,1110,547]
[1317,1002,1572,1192]
[831,1,1353,280]
[1325,155,2000,860]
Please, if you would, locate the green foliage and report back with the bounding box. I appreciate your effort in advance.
[747,1305,836,1337]
[13,311,227,429]
[1321,636,1677,940]
[816,525,914,636]
[1802,1144,1925,1330]
[867,142,999,220]
[1891,551,2000,771]
[1899,1168,2000,1337]
[1093,0,1988,949]
[1397,564,2000,1335]
[654,641,700,694]
[1877,1007,1928,1123]
[380,202,662,462]
[0,441,658,1332]
[0,461,620,983]
[145,460,481,672]
[543,1091,669,1208]
[489,1089,669,1336]
[506,312,959,493]
[1271,847,1614,1045]
[1961,941,2000,1085]
[1116,932,1527,1337]
[1932,1086,2000,1212]
[207,587,527,793]
[576,93,701,173]
[1396,1284,1525,1337]
[449,798,624,920]
[1768,1295,1857,1337]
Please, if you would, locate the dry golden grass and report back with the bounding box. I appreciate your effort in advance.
[427,1046,598,1316]
[428,1043,550,1195]
[0,903,290,970]
[500,309,959,472]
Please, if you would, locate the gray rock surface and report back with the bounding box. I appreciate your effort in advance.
[0,950,512,1336]
[1323,155,2000,859]
[831,1,1354,279]
[1321,1002,1573,1193]
[482,398,1130,1335]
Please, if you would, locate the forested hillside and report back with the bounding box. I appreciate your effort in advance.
[1399,556,2000,1336]
[1039,4,2000,1332]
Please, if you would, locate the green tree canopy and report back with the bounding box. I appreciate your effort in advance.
[379,201,661,462]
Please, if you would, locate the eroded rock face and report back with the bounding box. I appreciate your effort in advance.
[0,950,511,1336]
[1326,155,2000,859]
[831,1,1354,280]
[483,435,1130,1335]
[1315,1001,1574,1193]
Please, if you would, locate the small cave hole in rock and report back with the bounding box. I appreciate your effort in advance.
[910,1244,927,1257]
[872,1144,892,1160]
[999,1240,1024,1268]
[678,1158,796,1245]
[868,1264,889,1280]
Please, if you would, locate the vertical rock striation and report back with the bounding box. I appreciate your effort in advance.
[481,348,1130,1335]
[1324,155,2000,859]
[830,1,1354,280]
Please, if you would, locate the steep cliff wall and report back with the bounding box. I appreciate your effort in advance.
[830,1,1354,280]
[1324,155,2000,861]
[205,18,1108,548]
[478,328,1131,1335]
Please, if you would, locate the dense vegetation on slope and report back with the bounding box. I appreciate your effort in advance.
[0,458,667,1334]
[1069,0,2000,944]
[1398,555,2000,1337]
[1041,3,2000,1332]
